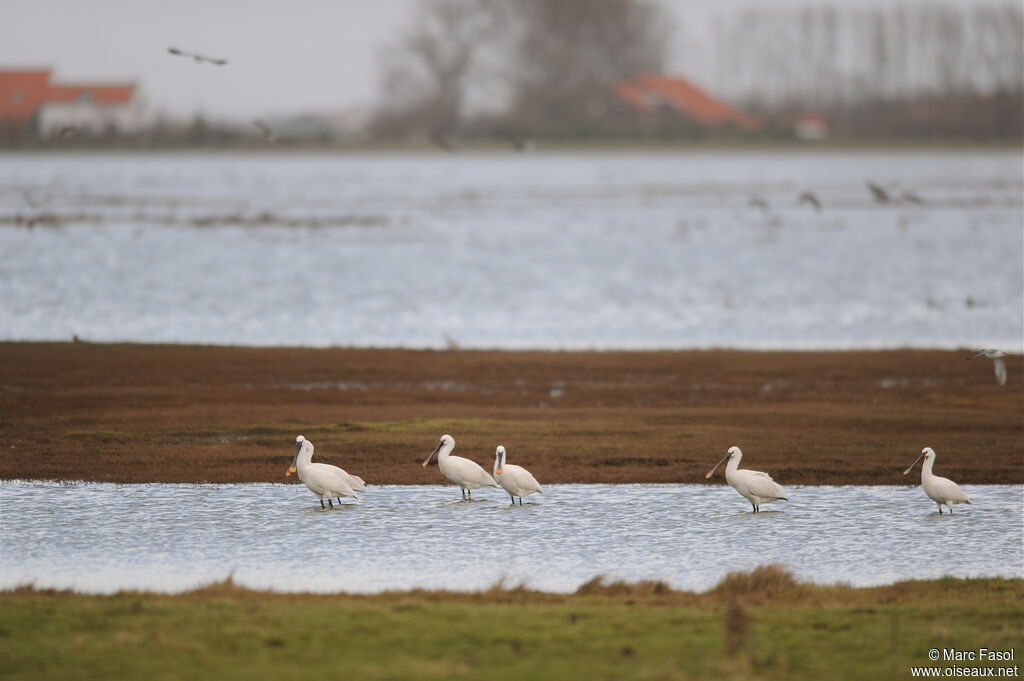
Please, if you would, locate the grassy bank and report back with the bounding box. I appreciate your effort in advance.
[1,568,1020,681]
[1,342,1021,484]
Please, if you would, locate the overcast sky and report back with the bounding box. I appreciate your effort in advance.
[0,0,1005,120]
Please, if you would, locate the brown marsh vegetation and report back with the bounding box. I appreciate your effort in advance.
[0,342,1020,485]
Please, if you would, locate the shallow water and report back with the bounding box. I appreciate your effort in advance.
[1,151,1021,349]
[1,482,1020,594]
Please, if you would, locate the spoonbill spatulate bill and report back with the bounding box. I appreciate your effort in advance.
[706,446,789,513]
[903,447,971,514]
[968,349,1015,386]
[286,436,360,508]
[422,434,498,500]
[493,445,543,505]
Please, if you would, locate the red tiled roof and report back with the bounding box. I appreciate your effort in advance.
[0,70,52,120]
[616,72,761,130]
[48,84,134,104]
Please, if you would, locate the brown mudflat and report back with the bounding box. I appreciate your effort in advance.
[1,342,1020,485]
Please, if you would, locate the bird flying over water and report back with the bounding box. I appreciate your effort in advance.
[866,181,894,203]
[968,349,1014,386]
[798,191,821,211]
[167,47,228,65]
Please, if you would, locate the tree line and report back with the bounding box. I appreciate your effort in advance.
[371,0,1023,141]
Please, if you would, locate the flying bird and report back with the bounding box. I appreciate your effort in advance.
[167,47,228,65]
[866,181,894,203]
[797,191,821,211]
[968,349,1015,386]
[253,119,278,142]
[901,190,925,205]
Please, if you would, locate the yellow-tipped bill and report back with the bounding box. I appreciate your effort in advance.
[286,466,296,477]
[495,468,503,475]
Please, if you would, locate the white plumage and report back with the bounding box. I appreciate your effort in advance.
[422,434,498,500]
[286,435,360,508]
[903,447,971,514]
[492,445,543,505]
[705,446,789,512]
[969,349,1014,386]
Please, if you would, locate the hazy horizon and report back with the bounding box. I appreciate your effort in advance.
[0,0,1013,121]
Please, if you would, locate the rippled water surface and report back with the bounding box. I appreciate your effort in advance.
[1,482,1020,594]
[1,151,1021,349]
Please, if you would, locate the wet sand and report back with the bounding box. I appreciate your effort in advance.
[1,342,1020,485]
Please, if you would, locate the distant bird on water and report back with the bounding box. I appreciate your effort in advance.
[167,47,228,65]
[705,446,789,513]
[866,181,894,203]
[968,349,1015,386]
[797,191,821,211]
[903,447,971,514]
[901,190,926,205]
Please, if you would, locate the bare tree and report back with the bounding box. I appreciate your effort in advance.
[372,0,498,137]
[503,0,671,129]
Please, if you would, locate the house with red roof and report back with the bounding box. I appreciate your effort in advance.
[614,73,761,131]
[0,68,149,137]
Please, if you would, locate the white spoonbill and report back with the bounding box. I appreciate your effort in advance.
[968,349,1015,386]
[705,446,789,513]
[286,435,360,508]
[903,447,971,514]
[422,434,498,500]
[493,445,543,505]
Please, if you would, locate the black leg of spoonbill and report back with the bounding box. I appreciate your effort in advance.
[328,498,334,508]
[320,499,325,509]
[519,497,523,506]
[510,494,515,504]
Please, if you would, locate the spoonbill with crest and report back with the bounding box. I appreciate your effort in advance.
[422,434,498,500]
[705,446,789,513]
[903,447,971,514]
[286,435,360,508]
[493,445,543,505]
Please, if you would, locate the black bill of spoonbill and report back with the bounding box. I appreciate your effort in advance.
[903,447,971,514]
[705,446,789,513]
[286,436,360,508]
[492,445,543,505]
[422,434,498,500]
[968,349,1015,386]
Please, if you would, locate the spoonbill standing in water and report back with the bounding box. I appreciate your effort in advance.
[968,349,1015,386]
[493,445,543,505]
[422,434,498,500]
[903,447,971,514]
[705,446,789,513]
[286,436,360,508]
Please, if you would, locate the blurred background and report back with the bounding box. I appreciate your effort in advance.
[1,0,1021,147]
[0,0,1021,350]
